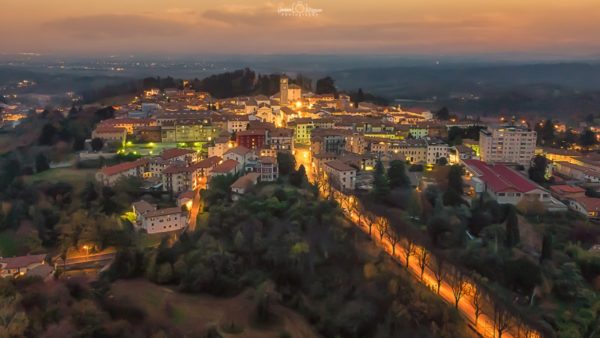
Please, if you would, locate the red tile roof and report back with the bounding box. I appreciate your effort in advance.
[325,160,355,172]
[571,197,600,212]
[100,159,147,177]
[0,254,46,269]
[211,159,239,174]
[161,148,196,160]
[463,160,541,193]
[192,156,222,169]
[224,146,252,157]
[550,185,585,194]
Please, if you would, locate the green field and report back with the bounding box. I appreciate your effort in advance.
[23,168,97,187]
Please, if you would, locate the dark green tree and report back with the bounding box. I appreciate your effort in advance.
[387,160,410,189]
[528,155,548,184]
[539,119,555,146]
[447,165,464,195]
[579,129,597,148]
[290,165,306,187]
[315,77,337,96]
[540,233,553,262]
[434,107,450,120]
[277,152,296,176]
[372,160,389,201]
[35,153,50,173]
[91,138,104,152]
[505,206,520,247]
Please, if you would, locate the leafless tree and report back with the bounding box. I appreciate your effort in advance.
[385,225,402,256]
[416,247,430,280]
[472,286,484,325]
[376,217,389,242]
[402,238,417,268]
[364,212,376,236]
[450,269,467,309]
[432,255,446,295]
[493,302,511,338]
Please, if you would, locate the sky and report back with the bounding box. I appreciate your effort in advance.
[3,0,600,58]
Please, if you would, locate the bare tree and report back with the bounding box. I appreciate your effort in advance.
[385,225,401,256]
[450,269,467,309]
[376,217,389,242]
[364,212,376,236]
[416,247,430,280]
[493,302,511,338]
[432,255,446,295]
[402,238,417,268]
[472,286,484,325]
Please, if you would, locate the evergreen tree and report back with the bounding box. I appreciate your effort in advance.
[541,233,553,262]
[579,129,597,148]
[447,165,464,195]
[539,119,555,146]
[528,155,548,184]
[505,206,520,247]
[434,107,450,120]
[315,77,337,96]
[35,153,50,173]
[387,160,410,189]
[372,160,389,201]
[91,138,104,152]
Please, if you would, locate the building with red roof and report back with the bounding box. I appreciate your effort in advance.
[210,159,242,178]
[0,254,48,278]
[549,185,586,200]
[463,159,559,207]
[568,197,600,220]
[236,129,267,150]
[96,159,148,186]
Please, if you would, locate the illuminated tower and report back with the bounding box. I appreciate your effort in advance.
[280,75,289,105]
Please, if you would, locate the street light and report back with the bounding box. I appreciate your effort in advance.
[82,245,90,256]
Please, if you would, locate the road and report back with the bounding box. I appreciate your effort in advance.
[186,188,203,232]
[294,148,535,338]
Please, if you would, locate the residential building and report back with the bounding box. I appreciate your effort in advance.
[549,185,586,200]
[132,200,187,233]
[567,197,600,220]
[208,136,235,158]
[161,148,199,164]
[210,159,242,178]
[426,138,449,165]
[231,172,261,200]
[224,146,255,167]
[289,118,314,144]
[0,254,48,278]
[269,128,294,152]
[96,159,148,186]
[322,159,357,191]
[226,116,249,133]
[91,125,126,144]
[479,125,536,167]
[95,118,157,134]
[463,160,565,211]
[311,129,349,155]
[236,129,267,150]
[257,156,279,182]
[553,161,600,183]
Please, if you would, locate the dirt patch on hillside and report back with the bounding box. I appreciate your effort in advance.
[110,279,319,338]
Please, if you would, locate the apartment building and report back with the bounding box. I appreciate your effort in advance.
[479,125,536,167]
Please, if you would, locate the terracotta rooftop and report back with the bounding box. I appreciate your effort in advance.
[192,156,222,169]
[325,159,355,172]
[144,207,185,218]
[463,160,542,193]
[211,159,239,174]
[570,197,600,212]
[161,148,196,160]
[132,200,157,214]
[100,158,147,177]
[550,185,586,194]
[0,254,46,270]
[225,146,252,157]
[230,172,261,190]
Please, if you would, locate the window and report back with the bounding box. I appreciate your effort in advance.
[498,193,506,196]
